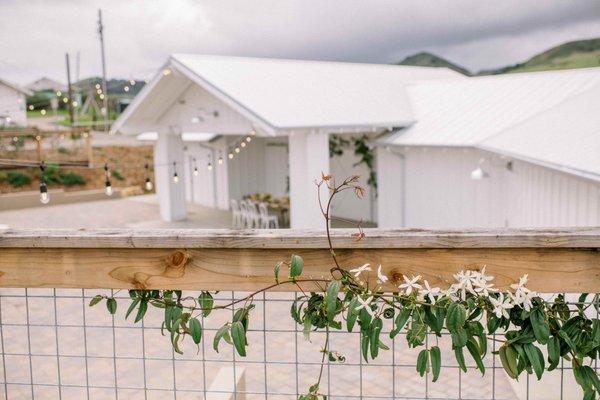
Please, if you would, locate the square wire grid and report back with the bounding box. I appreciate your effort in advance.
[0,289,596,400]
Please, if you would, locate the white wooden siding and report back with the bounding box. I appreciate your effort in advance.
[378,146,600,228]
[0,83,26,126]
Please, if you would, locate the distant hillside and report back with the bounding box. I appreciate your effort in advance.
[398,52,471,75]
[479,38,600,75]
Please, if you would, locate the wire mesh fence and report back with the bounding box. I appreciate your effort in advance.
[0,288,595,400]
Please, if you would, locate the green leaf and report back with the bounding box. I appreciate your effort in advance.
[430,346,441,382]
[454,346,467,373]
[466,339,485,375]
[416,349,429,377]
[346,297,359,332]
[325,280,341,323]
[274,262,281,283]
[451,328,468,348]
[189,317,202,344]
[530,309,549,345]
[523,343,544,380]
[303,317,312,341]
[106,298,117,315]
[231,321,246,357]
[290,255,303,278]
[89,295,103,307]
[361,333,370,363]
[558,330,577,351]
[370,318,383,359]
[446,303,466,332]
[213,325,230,353]
[391,307,411,338]
[547,336,560,371]
[134,300,148,323]
[499,345,519,379]
[198,292,214,317]
[582,365,600,393]
[125,298,141,320]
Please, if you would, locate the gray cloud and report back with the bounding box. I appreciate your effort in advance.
[1,0,599,84]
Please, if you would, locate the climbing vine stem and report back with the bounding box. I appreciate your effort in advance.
[92,175,600,400]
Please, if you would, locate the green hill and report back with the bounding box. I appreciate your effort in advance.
[398,52,471,75]
[479,38,600,75]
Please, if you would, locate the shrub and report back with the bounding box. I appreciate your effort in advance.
[59,172,85,186]
[42,164,61,184]
[7,171,31,187]
[112,170,125,181]
[58,147,71,155]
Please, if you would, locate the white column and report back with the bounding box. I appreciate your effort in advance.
[376,146,405,228]
[154,133,187,221]
[288,131,329,229]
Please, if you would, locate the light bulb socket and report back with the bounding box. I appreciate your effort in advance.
[40,182,48,194]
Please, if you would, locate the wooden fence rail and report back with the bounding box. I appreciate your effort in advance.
[0,228,598,292]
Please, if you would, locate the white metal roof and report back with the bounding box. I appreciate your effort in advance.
[480,84,600,179]
[390,67,600,146]
[0,77,31,96]
[113,54,463,135]
[385,67,600,179]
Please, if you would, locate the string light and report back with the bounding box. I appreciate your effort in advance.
[95,84,101,90]
[246,136,252,143]
[144,163,153,191]
[40,109,47,116]
[218,152,223,165]
[56,90,62,97]
[39,161,49,204]
[234,147,240,153]
[129,79,136,86]
[193,158,199,176]
[123,86,130,92]
[104,163,113,196]
[172,161,179,183]
[240,142,246,148]
[28,105,34,111]
[228,152,234,159]
[207,154,213,171]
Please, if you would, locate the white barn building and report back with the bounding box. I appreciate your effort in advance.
[112,55,600,229]
[377,68,600,228]
[0,78,30,127]
[112,54,461,228]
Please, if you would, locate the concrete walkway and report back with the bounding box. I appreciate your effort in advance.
[0,194,232,229]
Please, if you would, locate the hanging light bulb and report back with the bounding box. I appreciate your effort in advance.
[246,136,252,143]
[104,163,113,196]
[144,164,153,191]
[172,161,179,183]
[218,152,223,165]
[207,154,213,170]
[234,147,240,153]
[39,161,50,204]
[250,130,256,136]
[240,142,246,148]
[193,158,199,176]
[228,152,234,159]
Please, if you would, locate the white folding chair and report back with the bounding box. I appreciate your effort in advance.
[244,200,261,229]
[258,202,279,229]
[230,199,243,229]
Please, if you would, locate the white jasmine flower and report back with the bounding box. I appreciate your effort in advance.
[398,275,422,296]
[509,274,537,311]
[349,263,371,278]
[489,293,514,319]
[419,280,440,304]
[474,280,498,297]
[376,265,388,284]
[510,274,529,291]
[355,296,374,316]
[452,270,477,300]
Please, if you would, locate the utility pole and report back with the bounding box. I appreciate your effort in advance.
[97,9,109,132]
[65,53,75,126]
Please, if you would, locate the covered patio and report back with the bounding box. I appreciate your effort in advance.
[111,54,460,228]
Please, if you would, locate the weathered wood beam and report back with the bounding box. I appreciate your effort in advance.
[0,229,598,292]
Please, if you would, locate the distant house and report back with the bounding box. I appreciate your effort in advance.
[0,78,31,127]
[26,77,65,93]
[112,54,600,228]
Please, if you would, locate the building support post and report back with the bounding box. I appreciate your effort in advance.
[288,131,329,229]
[154,132,187,221]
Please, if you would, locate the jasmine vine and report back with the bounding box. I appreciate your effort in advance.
[91,175,600,400]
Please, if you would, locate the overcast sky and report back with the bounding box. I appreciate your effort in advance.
[1,0,600,84]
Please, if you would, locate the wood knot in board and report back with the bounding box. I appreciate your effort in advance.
[164,250,191,278]
[389,268,404,284]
